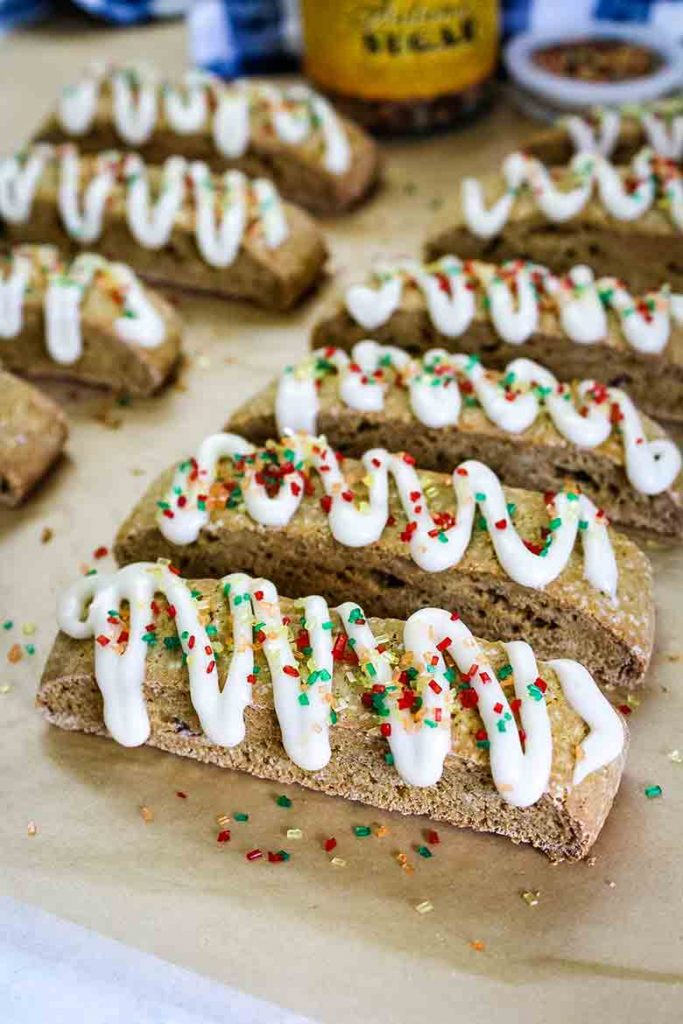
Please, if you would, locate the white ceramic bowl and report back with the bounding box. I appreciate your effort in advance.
[504,21,683,113]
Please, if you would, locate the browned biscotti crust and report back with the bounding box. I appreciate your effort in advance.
[425,162,683,294]
[0,149,327,311]
[37,580,627,860]
[526,117,670,166]
[227,377,683,538]
[0,246,182,396]
[35,74,380,216]
[0,370,67,505]
[311,265,683,425]
[113,452,655,690]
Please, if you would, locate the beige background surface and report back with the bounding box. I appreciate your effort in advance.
[0,19,682,1024]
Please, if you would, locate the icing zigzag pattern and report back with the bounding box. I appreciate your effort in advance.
[156,432,619,597]
[57,562,625,804]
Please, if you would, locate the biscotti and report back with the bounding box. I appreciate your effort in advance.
[113,433,654,690]
[35,64,380,216]
[0,145,327,310]
[526,102,683,166]
[227,342,683,538]
[311,256,683,424]
[425,149,683,293]
[0,369,67,505]
[37,562,628,860]
[0,244,181,395]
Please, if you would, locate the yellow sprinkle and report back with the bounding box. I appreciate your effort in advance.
[415,900,433,914]
[215,814,231,826]
[26,821,38,836]
[668,749,682,763]
[0,685,11,695]
[374,824,390,838]
[331,856,347,867]
[402,863,415,876]
[286,828,303,839]
[22,623,36,636]
[139,805,154,824]
[520,889,540,907]
[396,852,408,865]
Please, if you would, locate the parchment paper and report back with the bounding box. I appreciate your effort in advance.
[0,19,681,1024]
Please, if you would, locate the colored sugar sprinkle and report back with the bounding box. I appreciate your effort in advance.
[26,821,38,837]
[426,829,440,845]
[7,644,22,664]
[22,623,36,636]
[234,812,249,822]
[286,828,303,840]
[469,940,486,952]
[415,900,434,915]
[323,837,337,852]
[276,794,292,808]
[246,848,263,861]
[520,889,540,907]
[2,620,13,630]
[416,846,432,859]
[24,644,36,656]
[216,830,231,843]
[176,791,187,799]
[330,856,347,867]
[139,806,154,823]
[353,825,372,837]
[667,749,682,764]
[374,824,390,838]
[644,785,662,799]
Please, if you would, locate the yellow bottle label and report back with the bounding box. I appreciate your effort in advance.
[301,0,499,102]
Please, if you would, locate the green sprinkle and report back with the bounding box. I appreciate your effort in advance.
[506,502,517,517]
[190,589,202,599]
[164,636,181,650]
[644,785,662,799]
[234,812,249,822]
[475,492,486,502]
[141,632,157,645]
[417,846,433,859]
[2,620,13,630]
[330,709,338,725]
[24,644,35,656]
[298,693,310,706]
[476,739,490,750]
[527,684,543,702]
[353,825,372,837]
[549,517,562,531]
[384,752,395,765]
[424,719,437,728]
[498,664,513,680]
[276,794,292,808]
[578,519,589,531]
[276,849,291,861]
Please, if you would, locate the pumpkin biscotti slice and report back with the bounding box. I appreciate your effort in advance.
[227,342,683,538]
[0,369,67,505]
[36,64,380,216]
[0,244,181,395]
[37,561,627,860]
[113,433,654,690]
[0,145,326,310]
[525,101,683,166]
[424,149,683,293]
[311,257,683,424]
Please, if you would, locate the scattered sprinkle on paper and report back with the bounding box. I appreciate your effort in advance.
[26,821,38,836]
[415,900,434,915]
[469,940,486,952]
[286,828,303,840]
[40,527,54,544]
[644,785,663,799]
[139,805,154,823]
[331,856,346,868]
[521,889,540,907]
[667,749,682,764]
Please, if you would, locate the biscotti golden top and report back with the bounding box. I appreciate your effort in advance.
[53,63,355,177]
[455,148,682,239]
[0,144,290,268]
[529,101,683,163]
[271,342,682,500]
[331,256,683,360]
[52,561,626,807]
[0,244,173,366]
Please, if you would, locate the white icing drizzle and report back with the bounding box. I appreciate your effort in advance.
[157,432,618,598]
[56,563,625,803]
[0,245,165,364]
[276,342,681,497]
[461,148,683,237]
[343,257,683,355]
[562,109,683,160]
[56,64,352,175]
[0,145,290,266]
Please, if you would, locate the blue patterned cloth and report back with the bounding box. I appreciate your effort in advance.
[0,0,187,31]
[502,0,683,36]
[188,0,301,77]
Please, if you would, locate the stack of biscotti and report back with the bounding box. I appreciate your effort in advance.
[525,99,683,166]
[227,342,683,538]
[0,144,326,310]
[0,369,67,505]
[0,244,181,395]
[38,562,628,860]
[425,149,683,294]
[112,432,654,692]
[311,256,683,425]
[34,64,380,216]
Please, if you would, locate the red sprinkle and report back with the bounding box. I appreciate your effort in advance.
[217,830,231,843]
[246,848,263,861]
[96,634,110,647]
[380,723,392,737]
[283,664,300,678]
[323,837,337,852]
[176,791,187,799]
[618,704,632,716]
[93,546,109,559]
[320,495,332,514]
[426,829,440,845]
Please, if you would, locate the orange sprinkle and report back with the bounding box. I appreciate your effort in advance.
[469,940,486,952]
[8,644,22,663]
[139,805,154,824]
